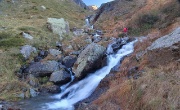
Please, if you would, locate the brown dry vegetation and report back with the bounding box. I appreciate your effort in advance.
[94,0,180,37]
[88,31,180,110]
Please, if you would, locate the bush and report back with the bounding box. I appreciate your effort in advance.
[138,14,159,25]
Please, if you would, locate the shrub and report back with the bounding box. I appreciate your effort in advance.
[138,14,159,25]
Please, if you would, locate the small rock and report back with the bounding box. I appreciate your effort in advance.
[62,55,77,68]
[38,50,48,58]
[27,74,39,88]
[22,32,33,40]
[46,85,61,93]
[50,70,71,84]
[39,5,46,11]
[49,49,62,57]
[18,93,25,99]
[30,88,39,97]
[20,45,36,59]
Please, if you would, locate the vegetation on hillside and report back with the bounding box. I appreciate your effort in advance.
[0,0,88,100]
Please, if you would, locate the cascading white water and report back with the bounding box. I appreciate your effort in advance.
[85,18,90,27]
[46,39,137,110]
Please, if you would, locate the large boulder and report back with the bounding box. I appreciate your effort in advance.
[20,45,36,59]
[24,61,60,77]
[47,18,69,37]
[49,70,71,84]
[148,27,180,50]
[73,43,106,79]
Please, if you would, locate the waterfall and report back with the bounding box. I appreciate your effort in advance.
[45,39,137,110]
[85,18,90,27]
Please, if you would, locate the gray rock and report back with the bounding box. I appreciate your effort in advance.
[62,55,77,68]
[45,85,61,93]
[27,74,39,88]
[47,18,69,37]
[39,5,46,11]
[49,70,71,84]
[73,43,106,78]
[18,93,25,99]
[49,49,62,57]
[30,88,39,97]
[22,32,33,40]
[93,34,102,43]
[73,29,84,36]
[148,27,180,50]
[24,61,60,77]
[69,50,81,56]
[85,38,93,44]
[20,45,36,59]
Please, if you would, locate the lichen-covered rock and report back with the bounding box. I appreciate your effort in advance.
[73,43,106,79]
[47,18,69,37]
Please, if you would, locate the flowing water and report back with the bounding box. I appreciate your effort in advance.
[45,39,137,110]
[18,39,136,110]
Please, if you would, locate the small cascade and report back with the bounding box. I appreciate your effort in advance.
[45,39,137,110]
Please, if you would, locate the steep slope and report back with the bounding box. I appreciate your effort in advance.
[93,0,180,37]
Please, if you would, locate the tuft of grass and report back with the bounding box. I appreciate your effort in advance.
[0,37,25,48]
[18,26,37,32]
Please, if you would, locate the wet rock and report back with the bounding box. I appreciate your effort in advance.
[148,27,180,50]
[46,85,61,93]
[20,45,36,59]
[30,88,39,97]
[111,37,132,52]
[22,32,33,40]
[73,43,106,79]
[24,61,60,77]
[93,34,102,43]
[62,55,77,68]
[49,49,62,57]
[47,18,69,37]
[49,70,71,84]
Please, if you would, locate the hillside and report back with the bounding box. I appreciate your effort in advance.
[0,0,179,109]
[0,0,89,101]
[93,0,180,37]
